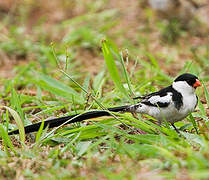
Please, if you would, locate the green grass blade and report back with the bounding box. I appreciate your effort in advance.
[145,52,160,69]
[92,70,105,95]
[118,113,157,134]
[34,72,84,104]
[189,113,198,134]
[198,99,206,116]
[82,74,91,98]
[35,120,45,142]
[105,40,134,97]
[10,89,25,122]
[0,124,17,155]
[203,82,209,108]
[1,106,25,143]
[101,39,130,100]
[116,50,134,98]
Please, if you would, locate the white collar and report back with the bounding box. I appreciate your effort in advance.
[172,81,195,95]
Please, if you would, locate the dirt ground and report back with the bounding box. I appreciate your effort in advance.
[0,0,208,77]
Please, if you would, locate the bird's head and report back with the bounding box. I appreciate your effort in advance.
[172,73,201,93]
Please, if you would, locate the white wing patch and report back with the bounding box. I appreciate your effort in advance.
[148,92,172,104]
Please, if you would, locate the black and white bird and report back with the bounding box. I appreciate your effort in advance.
[9,73,201,135]
[130,73,201,132]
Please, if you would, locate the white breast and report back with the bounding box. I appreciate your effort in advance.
[167,81,197,123]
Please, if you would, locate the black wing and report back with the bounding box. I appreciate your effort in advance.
[133,86,172,100]
[134,85,183,109]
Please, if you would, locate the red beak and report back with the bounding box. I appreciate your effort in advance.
[193,79,201,88]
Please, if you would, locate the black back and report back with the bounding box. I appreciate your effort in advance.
[134,85,183,109]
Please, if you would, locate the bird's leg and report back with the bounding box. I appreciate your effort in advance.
[131,112,139,119]
[171,123,180,133]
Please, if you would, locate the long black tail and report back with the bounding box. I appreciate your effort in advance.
[8,105,130,135]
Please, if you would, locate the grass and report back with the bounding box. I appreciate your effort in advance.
[0,0,209,179]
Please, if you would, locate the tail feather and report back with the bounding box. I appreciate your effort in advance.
[8,105,130,135]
